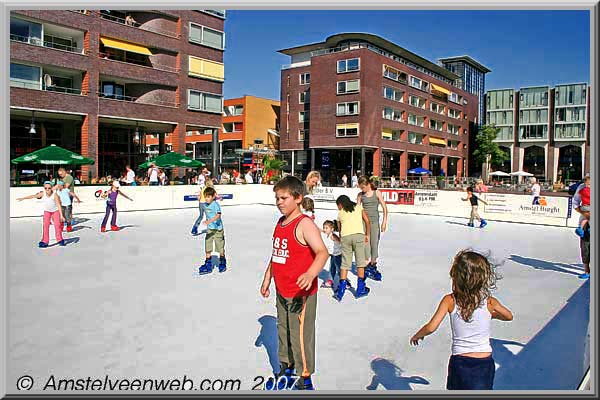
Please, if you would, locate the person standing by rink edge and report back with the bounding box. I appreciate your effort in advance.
[56,180,82,232]
[410,250,513,390]
[260,176,328,390]
[17,181,66,247]
[304,170,321,197]
[356,176,388,282]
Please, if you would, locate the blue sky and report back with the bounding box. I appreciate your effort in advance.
[222,10,590,100]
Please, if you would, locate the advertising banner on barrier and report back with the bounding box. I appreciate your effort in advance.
[482,193,566,220]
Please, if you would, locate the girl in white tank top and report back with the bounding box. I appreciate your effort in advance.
[17,181,66,247]
[409,250,513,390]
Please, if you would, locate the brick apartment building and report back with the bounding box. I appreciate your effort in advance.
[486,83,591,182]
[10,9,225,182]
[146,95,280,171]
[278,33,478,184]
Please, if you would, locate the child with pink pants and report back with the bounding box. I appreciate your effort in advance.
[17,181,66,247]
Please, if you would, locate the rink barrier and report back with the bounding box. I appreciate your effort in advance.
[10,185,579,227]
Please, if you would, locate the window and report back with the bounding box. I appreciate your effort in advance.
[337,58,360,73]
[408,113,424,127]
[382,128,401,141]
[336,123,359,137]
[202,10,226,18]
[337,79,359,94]
[409,76,429,92]
[448,140,460,150]
[383,65,407,84]
[10,63,41,89]
[189,23,225,50]
[382,106,403,122]
[298,129,307,141]
[448,108,461,119]
[299,91,310,104]
[409,95,426,109]
[447,123,460,135]
[337,101,359,116]
[448,92,459,103]
[555,123,585,140]
[430,102,445,114]
[188,90,223,113]
[100,81,125,100]
[223,105,243,116]
[520,124,547,140]
[10,17,42,45]
[188,56,224,81]
[299,73,310,85]
[429,119,444,132]
[383,86,404,102]
[408,132,423,144]
[299,111,309,123]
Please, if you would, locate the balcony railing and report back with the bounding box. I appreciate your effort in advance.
[98,91,178,108]
[11,79,83,95]
[99,52,179,73]
[98,11,179,38]
[10,33,83,53]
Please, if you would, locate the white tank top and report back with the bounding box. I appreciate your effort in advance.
[43,191,58,213]
[449,296,492,355]
[322,233,342,256]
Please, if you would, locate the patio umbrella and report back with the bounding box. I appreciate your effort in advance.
[139,151,204,169]
[489,171,511,177]
[11,144,94,165]
[407,167,432,175]
[509,171,534,177]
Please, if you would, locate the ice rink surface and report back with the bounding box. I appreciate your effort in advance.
[9,204,590,391]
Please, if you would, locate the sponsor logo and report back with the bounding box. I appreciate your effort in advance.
[380,189,415,205]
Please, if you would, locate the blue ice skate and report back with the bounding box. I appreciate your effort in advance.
[479,219,488,228]
[575,227,585,238]
[293,376,314,390]
[333,279,348,302]
[218,256,227,273]
[355,277,370,298]
[58,239,67,246]
[265,363,295,390]
[38,241,48,248]
[191,226,198,235]
[198,258,213,275]
[365,264,382,281]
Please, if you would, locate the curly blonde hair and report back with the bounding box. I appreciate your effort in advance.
[450,250,500,322]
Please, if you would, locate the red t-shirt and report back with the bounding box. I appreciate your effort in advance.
[271,214,317,298]
[580,186,590,206]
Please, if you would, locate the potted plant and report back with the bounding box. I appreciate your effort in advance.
[262,155,287,184]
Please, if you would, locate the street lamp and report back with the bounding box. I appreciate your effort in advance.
[29,111,36,134]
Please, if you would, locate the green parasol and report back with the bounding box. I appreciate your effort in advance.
[139,152,204,169]
[11,144,95,165]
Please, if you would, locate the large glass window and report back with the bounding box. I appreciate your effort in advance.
[520,124,547,140]
[409,95,426,109]
[519,87,549,107]
[383,86,403,102]
[188,90,222,113]
[10,17,42,44]
[10,63,41,89]
[189,23,224,50]
[300,73,310,85]
[555,123,585,140]
[382,106,403,122]
[408,132,423,144]
[337,102,359,116]
[100,81,125,99]
[337,80,359,94]
[337,58,360,73]
[336,123,359,137]
[555,84,587,106]
[409,76,429,91]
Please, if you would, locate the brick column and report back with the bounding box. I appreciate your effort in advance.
[400,151,407,179]
[80,114,98,182]
[441,156,448,177]
[457,158,464,178]
[422,154,429,170]
[170,123,186,178]
[372,147,381,177]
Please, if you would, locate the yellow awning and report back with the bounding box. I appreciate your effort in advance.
[382,128,393,139]
[428,136,447,146]
[431,83,451,95]
[189,56,224,81]
[337,123,359,130]
[100,37,152,56]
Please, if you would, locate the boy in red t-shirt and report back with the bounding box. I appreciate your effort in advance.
[260,176,328,390]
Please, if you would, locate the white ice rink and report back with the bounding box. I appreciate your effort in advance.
[9,204,590,391]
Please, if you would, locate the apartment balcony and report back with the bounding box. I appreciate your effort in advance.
[98,77,178,108]
[10,65,85,95]
[98,45,178,86]
[98,10,180,39]
[10,16,86,55]
[554,123,586,142]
